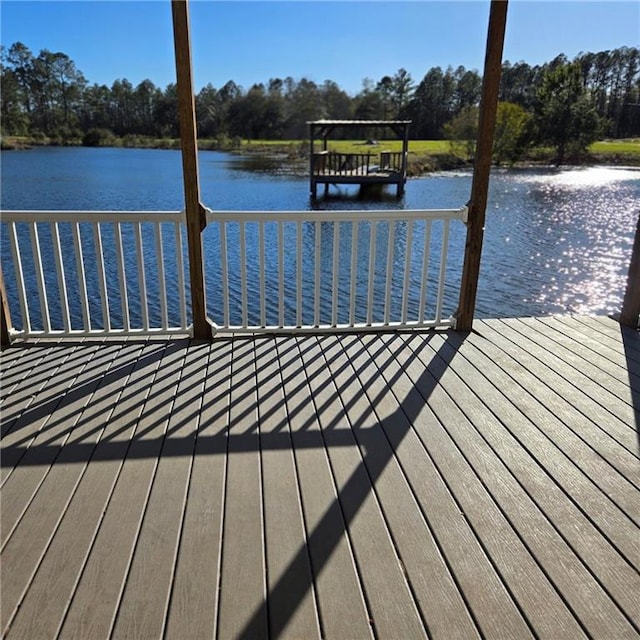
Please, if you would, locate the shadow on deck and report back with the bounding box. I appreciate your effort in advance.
[1,317,639,639]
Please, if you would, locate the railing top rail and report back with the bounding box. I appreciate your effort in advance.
[206,207,468,224]
[1,210,185,223]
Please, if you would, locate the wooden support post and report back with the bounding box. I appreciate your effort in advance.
[172,0,210,340]
[309,124,316,198]
[454,0,508,331]
[0,267,12,347]
[620,212,640,328]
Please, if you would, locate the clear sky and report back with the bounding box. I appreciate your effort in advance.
[1,1,638,95]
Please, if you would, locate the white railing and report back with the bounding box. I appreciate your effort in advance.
[1,211,190,339]
[204,207,467,333]
[1,207,467,340]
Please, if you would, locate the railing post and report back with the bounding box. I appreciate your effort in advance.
[0,267,12,346]
[454,0,508,331]
[172,0,210,340]
[620,212,640,328]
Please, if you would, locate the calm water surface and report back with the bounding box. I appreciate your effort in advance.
[1,147,638,325]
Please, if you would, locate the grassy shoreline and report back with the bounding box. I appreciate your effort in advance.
[2,135,639,174]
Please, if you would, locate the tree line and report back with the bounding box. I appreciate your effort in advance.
[1,42,638,161]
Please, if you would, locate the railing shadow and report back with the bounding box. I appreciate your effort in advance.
[0,330,467,638]
[238,330,465,638]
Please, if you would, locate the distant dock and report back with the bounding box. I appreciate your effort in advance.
[309,120,410,198]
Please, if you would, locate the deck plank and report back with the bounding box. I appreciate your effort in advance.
[473,321,640,557]
[366,332,586,639]
[574,315,640,363]
[333,333,487,640]
[253,336,321,639]
[538,316,640,387]
[1,342,56,405]
[0,340,145,636]
[460,325,640,509]
[477,319,638,455]
[274,336,374,640]
[509,317,639,418]
[56,339,186,640]
[301,334,427,639]
[111,341,209,640]
[216,338,269,640]
[4,340,164,639]
[164,339,231,640]
[0,340,106,475]
[1,316,638,639]
[405,330,640,635]
[0,339,120,541]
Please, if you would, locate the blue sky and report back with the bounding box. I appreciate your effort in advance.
[2,1,638,95]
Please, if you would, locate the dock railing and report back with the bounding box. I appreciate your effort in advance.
[312,152,373,176]
[1,207,467,340]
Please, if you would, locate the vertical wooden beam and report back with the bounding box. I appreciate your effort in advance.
[309,123,316,198]
[454,0,508,331]
[399,122,410,197]
[0,267,12,347]
[171,0,210,339]
[620,212,640,328]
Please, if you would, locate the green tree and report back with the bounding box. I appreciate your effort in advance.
[405,66,456,138]
[443,105,478,159]
[493,102,531,164]
[390,68,414,117]
[0,46,29,134]
[534,61,602,163]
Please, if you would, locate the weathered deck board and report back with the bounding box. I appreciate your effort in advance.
[300,335,428,639]
[364,332,581,639]
[403,330,640,635]
[216,338,269,640]
[1,340,144,633]
[58,339,184,640]
[163,339,231,640]
[1,316,639,639]
[274,337,374,640]
[5,340,162,639]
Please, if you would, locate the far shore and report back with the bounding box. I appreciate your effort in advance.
[2,135,639,175]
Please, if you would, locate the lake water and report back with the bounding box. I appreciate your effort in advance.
[1,146,639,327]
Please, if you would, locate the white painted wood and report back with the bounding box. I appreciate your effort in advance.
[3,207,463,339]
[93,223,111,332]
[349,221,359,327]
[332,222,340,327]
[296,224,302,327]
[366,222,377,325]
[30,222,51,334]
[72,222,90,332]
[134,223,149,331]
[239,221,248,327]
[8,223,31,334]
[436,220,451,323]
[155,222,168,331]
[219,221,230,328]
[278,221,284,328]
[113,222,130,333]
[314,221,321,327]
[384,221,395,325]
[260,221,266,328]
[419,221,433,324]
[401,220,414,324]
[51,223,71,333]
[174,222,187,330]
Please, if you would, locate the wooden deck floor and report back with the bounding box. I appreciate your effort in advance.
[1,316,638,639]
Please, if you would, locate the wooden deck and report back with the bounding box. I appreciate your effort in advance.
[1,315,638,639]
